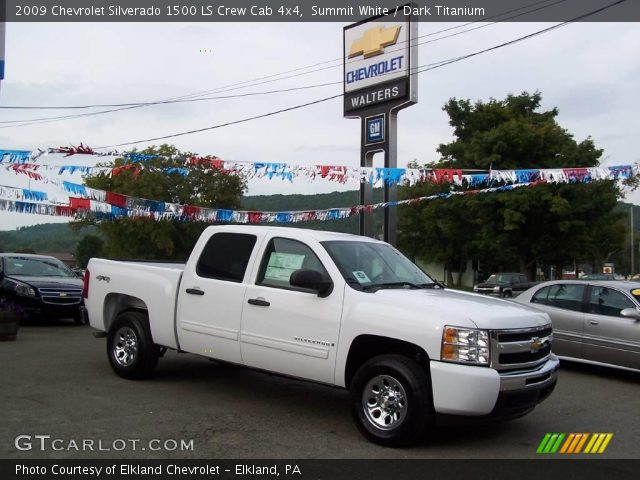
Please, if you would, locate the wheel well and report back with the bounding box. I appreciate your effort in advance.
[103,293,148,333]
[344,335,430,388]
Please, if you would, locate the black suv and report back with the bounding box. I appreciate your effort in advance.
[473,272,538,298]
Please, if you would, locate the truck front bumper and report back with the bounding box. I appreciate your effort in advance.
[430,354,559,417]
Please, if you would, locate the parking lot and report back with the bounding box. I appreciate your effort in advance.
[1,319,639,459]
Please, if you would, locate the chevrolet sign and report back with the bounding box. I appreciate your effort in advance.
[344,20,411,94]
[348,25,401,59]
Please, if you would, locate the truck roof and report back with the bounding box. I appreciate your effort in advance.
[204,225,384,243]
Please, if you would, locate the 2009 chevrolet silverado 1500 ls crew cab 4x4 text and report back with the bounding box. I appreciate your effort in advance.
[83,226,558,446]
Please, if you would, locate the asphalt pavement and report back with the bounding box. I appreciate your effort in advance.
[1,319,639,459]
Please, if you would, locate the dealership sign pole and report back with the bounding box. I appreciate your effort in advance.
[343,5,417,245]
[0,6,5,95]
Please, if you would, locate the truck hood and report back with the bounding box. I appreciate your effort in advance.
[6,275,83,289]
[372,288,550,330]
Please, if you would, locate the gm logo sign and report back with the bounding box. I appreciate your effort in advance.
[365,114,385,145]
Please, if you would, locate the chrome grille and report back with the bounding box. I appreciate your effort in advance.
[38,287,82,305]
[490,325,553,372]
[476,287,495,293]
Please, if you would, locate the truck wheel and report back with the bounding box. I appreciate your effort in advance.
[503,290,513,298]
[350,354,432,446]
[107,311,159,380]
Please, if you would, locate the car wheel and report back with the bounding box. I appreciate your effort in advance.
[350,354,433,446]
[107,311,159,380]
[503,290,512,298]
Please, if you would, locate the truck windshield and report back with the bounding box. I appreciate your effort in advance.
[5,256,75,277]
[321,241,436,292]
[487,274,511,283]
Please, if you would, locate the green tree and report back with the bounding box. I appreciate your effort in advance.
[76,234,105,268]
[76,144,246,260]
[399,91,626,283]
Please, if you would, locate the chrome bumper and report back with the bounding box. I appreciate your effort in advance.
[499,354,560,392]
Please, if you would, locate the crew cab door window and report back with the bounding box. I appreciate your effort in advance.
[196,232,257,282]
[588,286,634,317]
[257,237,329,291]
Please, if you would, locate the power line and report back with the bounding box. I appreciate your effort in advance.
[0,0,565,111]
[0,81,342,126]
[96,0,626,150]
[0,0,569,129]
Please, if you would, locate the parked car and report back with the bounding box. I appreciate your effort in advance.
[473,272,538,298]
[84,225,558,446]
[0,254,84,324]
[515,280,640,372]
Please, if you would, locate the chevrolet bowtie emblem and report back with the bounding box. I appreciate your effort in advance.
[59,293,67,297]
[530,337,544,353]
[349,25,401,59]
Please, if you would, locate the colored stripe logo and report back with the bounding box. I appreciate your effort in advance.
[537,433,613,454]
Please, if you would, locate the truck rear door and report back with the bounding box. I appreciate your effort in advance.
[176,230,264,363]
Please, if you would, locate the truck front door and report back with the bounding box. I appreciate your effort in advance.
[241,236,343,384]
[177,231,263,363]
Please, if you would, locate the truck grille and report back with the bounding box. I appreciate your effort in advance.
[490,325,553,372]
[476,287,496,294]
[38,287,82,306]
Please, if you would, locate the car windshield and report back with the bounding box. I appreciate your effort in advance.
[487,274,511,283]
[321,240,437,291]
[582,274,614,280]
[5,256,75,277]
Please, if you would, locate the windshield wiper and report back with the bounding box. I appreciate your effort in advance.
[362,282,426,291]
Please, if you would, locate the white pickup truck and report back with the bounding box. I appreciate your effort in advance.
[83,225,558,446]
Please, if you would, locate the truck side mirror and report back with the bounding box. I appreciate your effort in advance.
[290,269,333,297]
[620,307,640,321]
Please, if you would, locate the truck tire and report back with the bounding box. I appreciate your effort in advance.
[107,311,159,380]
[503,289,513,298]
[350,354,432,446]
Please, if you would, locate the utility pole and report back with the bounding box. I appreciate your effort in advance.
[631,206,635,276]
[343,7,418,245]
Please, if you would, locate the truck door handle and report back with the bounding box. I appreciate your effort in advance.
[248,298,270,307]
[589,320,599,325]
[186,288,205,296]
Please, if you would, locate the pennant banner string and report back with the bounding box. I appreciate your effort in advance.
[3,155,637,188]
[0,183,534,224]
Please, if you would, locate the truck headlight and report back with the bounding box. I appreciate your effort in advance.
[493,286,501,292]
[441,326,490,365]
[473,285,478,291]
[15,284,36,297]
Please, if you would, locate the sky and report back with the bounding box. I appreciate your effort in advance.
[0,16,638,230]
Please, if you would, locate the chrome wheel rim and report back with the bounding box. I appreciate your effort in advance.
[113,326,138,366]
[362,374,408,430]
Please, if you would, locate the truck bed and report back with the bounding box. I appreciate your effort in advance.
[85,258,185,349]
